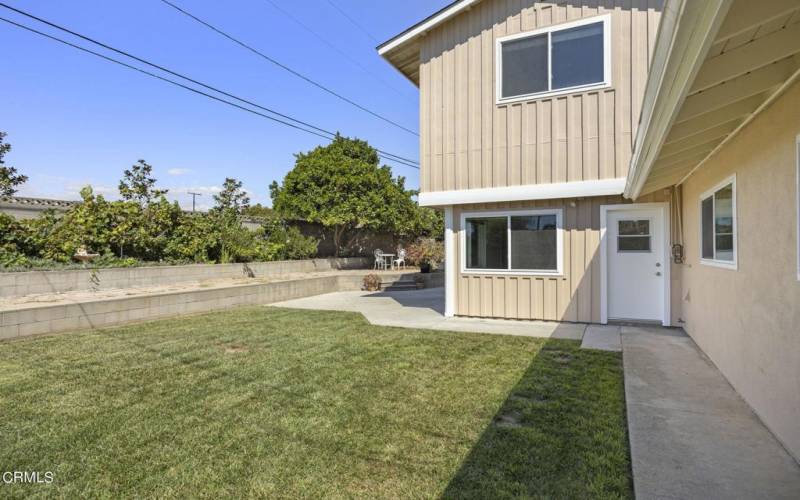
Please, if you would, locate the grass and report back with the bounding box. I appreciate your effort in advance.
[0,307,631,498]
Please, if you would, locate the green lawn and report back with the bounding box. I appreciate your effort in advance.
[0,307,631,498]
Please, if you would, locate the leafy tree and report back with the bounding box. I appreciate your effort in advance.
[213,177,250,214]
[242,203,273,219]
[408,203,443,240]
[261,217,318,260]
[164,213,219,263]
[270,134,420,256]
[0,131,28,196]
[43,186,116,261]
[118,159,167,204]
[0,212,32,266]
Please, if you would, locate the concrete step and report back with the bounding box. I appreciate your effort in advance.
[381,278,416,285]
[380,275,420,291]
[383,283,419,291]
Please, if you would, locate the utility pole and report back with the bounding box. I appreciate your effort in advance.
[188,192,202,213]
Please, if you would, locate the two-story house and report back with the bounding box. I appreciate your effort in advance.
[379,0,800,462]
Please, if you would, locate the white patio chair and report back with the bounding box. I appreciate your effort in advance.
[373,248,384,270]
[393,248,407,270]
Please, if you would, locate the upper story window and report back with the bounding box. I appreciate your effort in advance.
[496,15,611,104]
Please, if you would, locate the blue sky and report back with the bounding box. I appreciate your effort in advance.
[2,0,445,210]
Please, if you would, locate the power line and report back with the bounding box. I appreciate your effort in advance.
[159,0,418,137]
[324,0,379,44]
[261,0,411,101]
[0,3,329,140]
[0,4,419,168]
[0,16,419,170]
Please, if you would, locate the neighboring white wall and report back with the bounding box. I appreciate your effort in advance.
[680,81,800,461]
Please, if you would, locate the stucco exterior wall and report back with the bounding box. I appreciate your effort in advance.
[680,81,800,461]
[452,190,679,324]
[419,0,663,193]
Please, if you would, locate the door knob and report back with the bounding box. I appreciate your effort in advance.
[656,271,662,276]
[655,262,661,267]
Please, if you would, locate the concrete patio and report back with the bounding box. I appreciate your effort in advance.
[271,287,585,339]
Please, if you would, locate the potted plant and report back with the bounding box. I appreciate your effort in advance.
[362,273,381,291]
[405,238,444,274]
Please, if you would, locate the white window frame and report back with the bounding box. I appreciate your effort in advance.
[796,135,799,281]
[495,14,612,105]
[699,174,737,270]
[460,208,564,276]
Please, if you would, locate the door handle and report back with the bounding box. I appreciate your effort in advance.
[655,262,661,267]
[656,271,662,276]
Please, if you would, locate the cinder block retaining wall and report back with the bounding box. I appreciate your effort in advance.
[0,258,370,298]
[0,274,369,340]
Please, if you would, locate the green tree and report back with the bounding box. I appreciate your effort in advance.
[164,213,219,263]
[118,159,167,204]
[242,203,273,219]
[43,186,116,261]
[0,132,28,196]
[270,134,419,256]
[261,217,318,260]
[213,177,250,214]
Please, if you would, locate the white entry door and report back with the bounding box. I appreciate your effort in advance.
[606,207,665,322]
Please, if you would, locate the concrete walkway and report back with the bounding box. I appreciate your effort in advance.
[622,326,800,499]
[270,288,585,340]
[580,324,622,351]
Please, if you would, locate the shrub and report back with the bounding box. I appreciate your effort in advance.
[163,213,218,263]
[362,273,381,291]
[261,218,318,261]
[405,238,444,269]
[0,212,32,256]
[0,191,321,269]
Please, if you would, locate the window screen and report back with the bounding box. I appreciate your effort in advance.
[510,214,558,270]
[501,34,548,99]
[701,197,714,259]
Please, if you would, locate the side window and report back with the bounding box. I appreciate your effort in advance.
[700,176,736,269]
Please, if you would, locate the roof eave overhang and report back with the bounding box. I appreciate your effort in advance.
[624,0,732,200]
[376,0,482,84]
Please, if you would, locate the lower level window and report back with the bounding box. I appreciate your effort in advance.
[700,175,736,268]
[464,210,562,274]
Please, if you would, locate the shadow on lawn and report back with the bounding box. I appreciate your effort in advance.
[441,339,633,499]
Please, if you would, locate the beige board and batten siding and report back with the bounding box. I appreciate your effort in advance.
[418,0,663,193]
[452,191,677,323]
